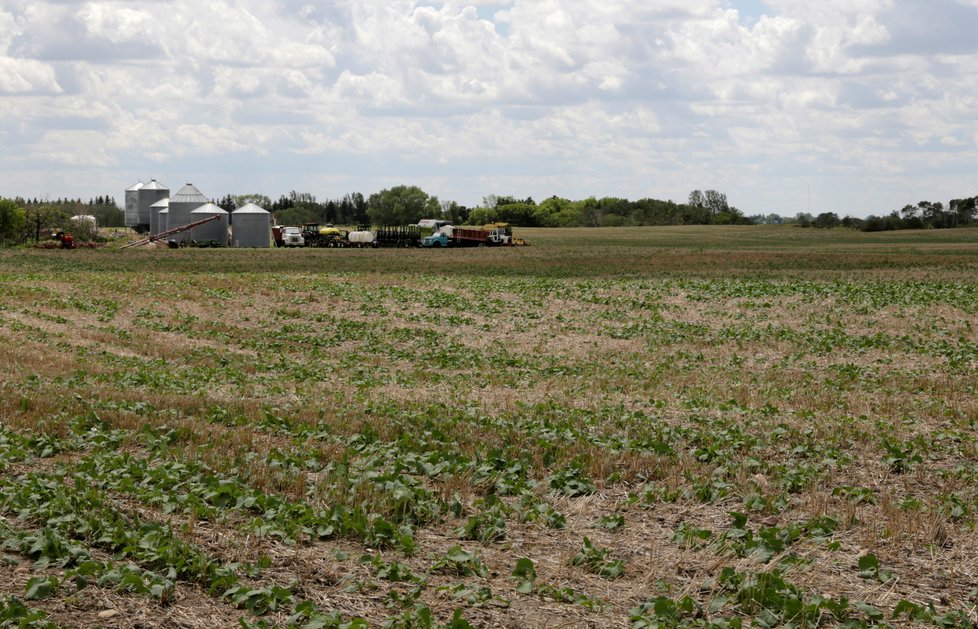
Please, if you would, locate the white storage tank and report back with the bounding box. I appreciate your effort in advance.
[231,203,271,248]
[149,197,169,236]
[189,204,228,244]
[348,230,376,247]
[167,183,209,234]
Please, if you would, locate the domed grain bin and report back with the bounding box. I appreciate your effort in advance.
[149,197,169,236]
[189,203,228,245]
[124,181,143,229]
[167,183,209,235]
[137,179,168,231]
[231,203,271,248]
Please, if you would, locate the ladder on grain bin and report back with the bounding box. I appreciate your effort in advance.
[121,214,222,249]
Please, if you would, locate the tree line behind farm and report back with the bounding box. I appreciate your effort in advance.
[2,186,978,246]
[191,187,978,232]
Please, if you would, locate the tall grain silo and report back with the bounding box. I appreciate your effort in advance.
[136,179,168,231]
[231,203,271,248]
[149,198,169,236]
[189,203,229,244]
[124,181,143,230]
[167,183,209,235]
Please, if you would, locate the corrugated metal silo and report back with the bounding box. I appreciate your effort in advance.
[231,203,271,248]
[167,183,209,235]
[158,208,168,234]
[136,179,168,229]
[189,203,229,244]
[124,181,143,228]
[150,198,169,236]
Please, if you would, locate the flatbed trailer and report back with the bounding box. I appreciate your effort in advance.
[375,225,421,247]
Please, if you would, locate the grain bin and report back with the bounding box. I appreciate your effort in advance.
[137,179,168,229]
[167,183,209,234]
[149,198,169,236]
[189,203,229,244]
[124,181,143,229]
[157,207,168,234]
[231,203,271,248]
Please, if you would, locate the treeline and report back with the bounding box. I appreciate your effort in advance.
[792,197,978,232]
[212,191,371,227]
[9,195,124,229]
[466,189,751,227]
[205,187,753,228]
[0,196,124,245]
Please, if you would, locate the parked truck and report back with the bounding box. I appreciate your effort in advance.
[422,225,513,247]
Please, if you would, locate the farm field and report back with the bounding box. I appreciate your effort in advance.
[1,225,977,628]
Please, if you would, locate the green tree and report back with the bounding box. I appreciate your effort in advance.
[532,196,574,227]
[89,203,124,228]
[495,202,538,226]
[950,196,977,226]
[441,200,469,225]
[216,194,236,213]
[814,212,841,228]
[0,199,26,246]
[274,206,320,227]
[235,194,273,209]
[23,205,71,243]
[367,185,440,226]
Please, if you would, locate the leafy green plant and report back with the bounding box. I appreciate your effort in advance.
[456,496,507,544]
[511,557,537,594]
[549,465,597,497]
[24,576,59,601]
[592,513,625,530]
[0,596,59,628]
[881,440,923,474]
[572,538,625,579]
[432,545,488,578]
[857,554,894,583]
[223,583,295,615]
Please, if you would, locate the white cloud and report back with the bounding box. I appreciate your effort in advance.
[0,57,62,93]
[0,0,976,217]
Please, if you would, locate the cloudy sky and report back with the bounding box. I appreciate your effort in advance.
[2,0,977,217]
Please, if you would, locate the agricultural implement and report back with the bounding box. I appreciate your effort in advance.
[121,214,222,249]
[301,223,350,248]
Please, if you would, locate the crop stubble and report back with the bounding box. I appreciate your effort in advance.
[1,226,977,627]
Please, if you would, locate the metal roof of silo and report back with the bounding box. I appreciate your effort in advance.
[190,203,229,215]
[233,203,270,214]
[150,197,169,208]
[142,179,167,191]
[126,181,144,191]
[170,183,208,204]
